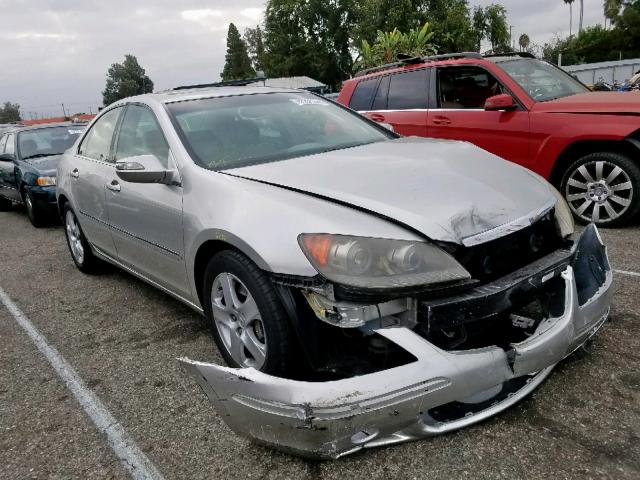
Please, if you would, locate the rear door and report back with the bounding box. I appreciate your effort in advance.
[353,69,430,137]
[428,65,530,167]
[107,104,188,296]
[0,133,21,202]
[70,107,123,256]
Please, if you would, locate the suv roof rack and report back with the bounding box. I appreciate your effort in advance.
[354,52,483,77]
[483,51,536,59]
[172,77,266,90]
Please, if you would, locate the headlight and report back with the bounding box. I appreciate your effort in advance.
[36,176,56,186]
[550,186,574,237]
[298,234,471,289]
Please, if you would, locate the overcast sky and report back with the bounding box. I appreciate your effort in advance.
[0,0,608,118]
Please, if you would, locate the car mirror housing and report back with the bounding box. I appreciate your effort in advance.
[484,93,516,111]
[115,154,179,185]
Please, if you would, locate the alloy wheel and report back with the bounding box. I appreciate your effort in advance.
[565,160,633,223]
[65,210,85,264]
[211,272,267,369]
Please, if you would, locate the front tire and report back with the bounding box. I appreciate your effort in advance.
[62,203,103,273]
[0,196,12,212]
[561,151,640,227]
[203,250,297,376]
[22,188,45,227]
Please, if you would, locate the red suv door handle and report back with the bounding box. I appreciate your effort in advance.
[370,113,386,122]
[432,115,452,126]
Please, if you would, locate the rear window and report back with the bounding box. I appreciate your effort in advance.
[349,78,379,111]
[387,69,428,110]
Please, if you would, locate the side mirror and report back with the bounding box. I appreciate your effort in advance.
[0,153,15,162]
[115,154,179,185]
[484,93,516,111]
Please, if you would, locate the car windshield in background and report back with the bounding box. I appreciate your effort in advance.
[18,125,84,160]
[498,59,589,102]
[167,92,392,171]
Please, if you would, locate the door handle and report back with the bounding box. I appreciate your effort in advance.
[370,113,386,122]
[71,168,79,179]
[106,180,121,192]
[432,115,452,126]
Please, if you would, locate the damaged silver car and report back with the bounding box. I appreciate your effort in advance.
[56,86,612,459]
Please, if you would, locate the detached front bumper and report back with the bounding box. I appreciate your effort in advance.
[179,224,612,459]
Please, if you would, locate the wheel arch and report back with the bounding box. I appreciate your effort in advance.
[550,137,640,187]
[57,193,69,219]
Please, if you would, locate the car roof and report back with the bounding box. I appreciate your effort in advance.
[16,122,87,132]
[121,86,303,106]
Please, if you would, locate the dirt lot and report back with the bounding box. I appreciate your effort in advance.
[1,208,639,480]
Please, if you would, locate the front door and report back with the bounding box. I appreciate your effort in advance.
[107,104,188,297]
[71,106,122,256]
[428,66,531,168]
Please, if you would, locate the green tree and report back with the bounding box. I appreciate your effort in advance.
[221,23,255,81]
[472,6,488,51]
[604,0,622,28]
[519,33,530,51]
[102,55,154,106]
[263,0,355,90]
[357,22,437,69]
[485,4,510,52]
[0,102,21,123]
[244,26,266,73]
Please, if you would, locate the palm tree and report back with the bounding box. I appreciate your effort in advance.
[579,0,584,32]
[604,0,622,29]
[564,0,575,37]
[518,33,530,52]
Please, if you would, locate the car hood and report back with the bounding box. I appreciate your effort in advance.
[532,92,640,115]
[24,154,62,176]
[225,137,555,245]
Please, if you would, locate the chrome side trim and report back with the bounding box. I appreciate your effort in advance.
[92,246,203,314]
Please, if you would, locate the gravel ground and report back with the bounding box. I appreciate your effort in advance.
[0,207,638,480]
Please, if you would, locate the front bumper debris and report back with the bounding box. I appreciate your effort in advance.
[179,224,612,459]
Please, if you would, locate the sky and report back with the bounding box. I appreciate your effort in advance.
[0,0,609,118]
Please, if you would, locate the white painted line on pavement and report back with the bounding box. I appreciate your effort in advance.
[0,287,164,480]
[613,269,640,278]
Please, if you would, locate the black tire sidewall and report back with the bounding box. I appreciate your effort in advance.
[203,250,295,376]
[0,196,11,211]
[23,188,43,227]
[561,151,640,227]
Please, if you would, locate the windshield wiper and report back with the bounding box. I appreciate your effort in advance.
[22,153,63,160]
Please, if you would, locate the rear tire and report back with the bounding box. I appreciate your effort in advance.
[561,151,640,227]
[62,202,103,273]
[203,249,297,376]
[0,196,12,212]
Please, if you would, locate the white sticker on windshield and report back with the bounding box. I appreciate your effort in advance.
[68,129,83,135]
[289,98,328,107]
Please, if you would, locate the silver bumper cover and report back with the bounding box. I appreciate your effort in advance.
[179,225,612,459]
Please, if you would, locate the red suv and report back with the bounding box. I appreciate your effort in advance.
[338,52,640,227]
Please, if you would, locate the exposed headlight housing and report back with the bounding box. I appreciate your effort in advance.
[550,186,574,238]
[298,234,471,289]
[36,176,56,186]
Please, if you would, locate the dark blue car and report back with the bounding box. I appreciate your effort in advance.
[0,123,85,226]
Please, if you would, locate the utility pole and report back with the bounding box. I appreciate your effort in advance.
[509,25,513,50]
[61,103,67,117]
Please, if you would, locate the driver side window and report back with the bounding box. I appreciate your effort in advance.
[78,107,122,162]
[115,105,170,168]
[437,67,504,109]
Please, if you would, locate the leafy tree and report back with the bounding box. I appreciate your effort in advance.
[102,55,154,106]
[357,23,436,69]
[472,6,488,51]
[221,23,255,81]
[244,26,266,73]
[604,0,622,28]
[519,33,530,51]
[263,0,355,90]
[0,102,21,123]
[485,4,510,52]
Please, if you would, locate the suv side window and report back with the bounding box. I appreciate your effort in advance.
[78,107,122,162]
[115,105,170,167]
[437,67,504,109]
[371,76,390,110]
[4,134,15,156]
[349,78,379,111]
[387,69,428,110]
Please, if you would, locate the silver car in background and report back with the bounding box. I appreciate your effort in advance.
[56,86,612,459]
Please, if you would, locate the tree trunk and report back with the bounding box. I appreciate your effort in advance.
[569,3,573,37]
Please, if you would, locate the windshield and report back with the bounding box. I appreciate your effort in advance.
[497,58,589,102]
[18,125,85,160]
[166,92,393,171]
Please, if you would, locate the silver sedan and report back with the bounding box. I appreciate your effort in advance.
[56,86,612,459]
